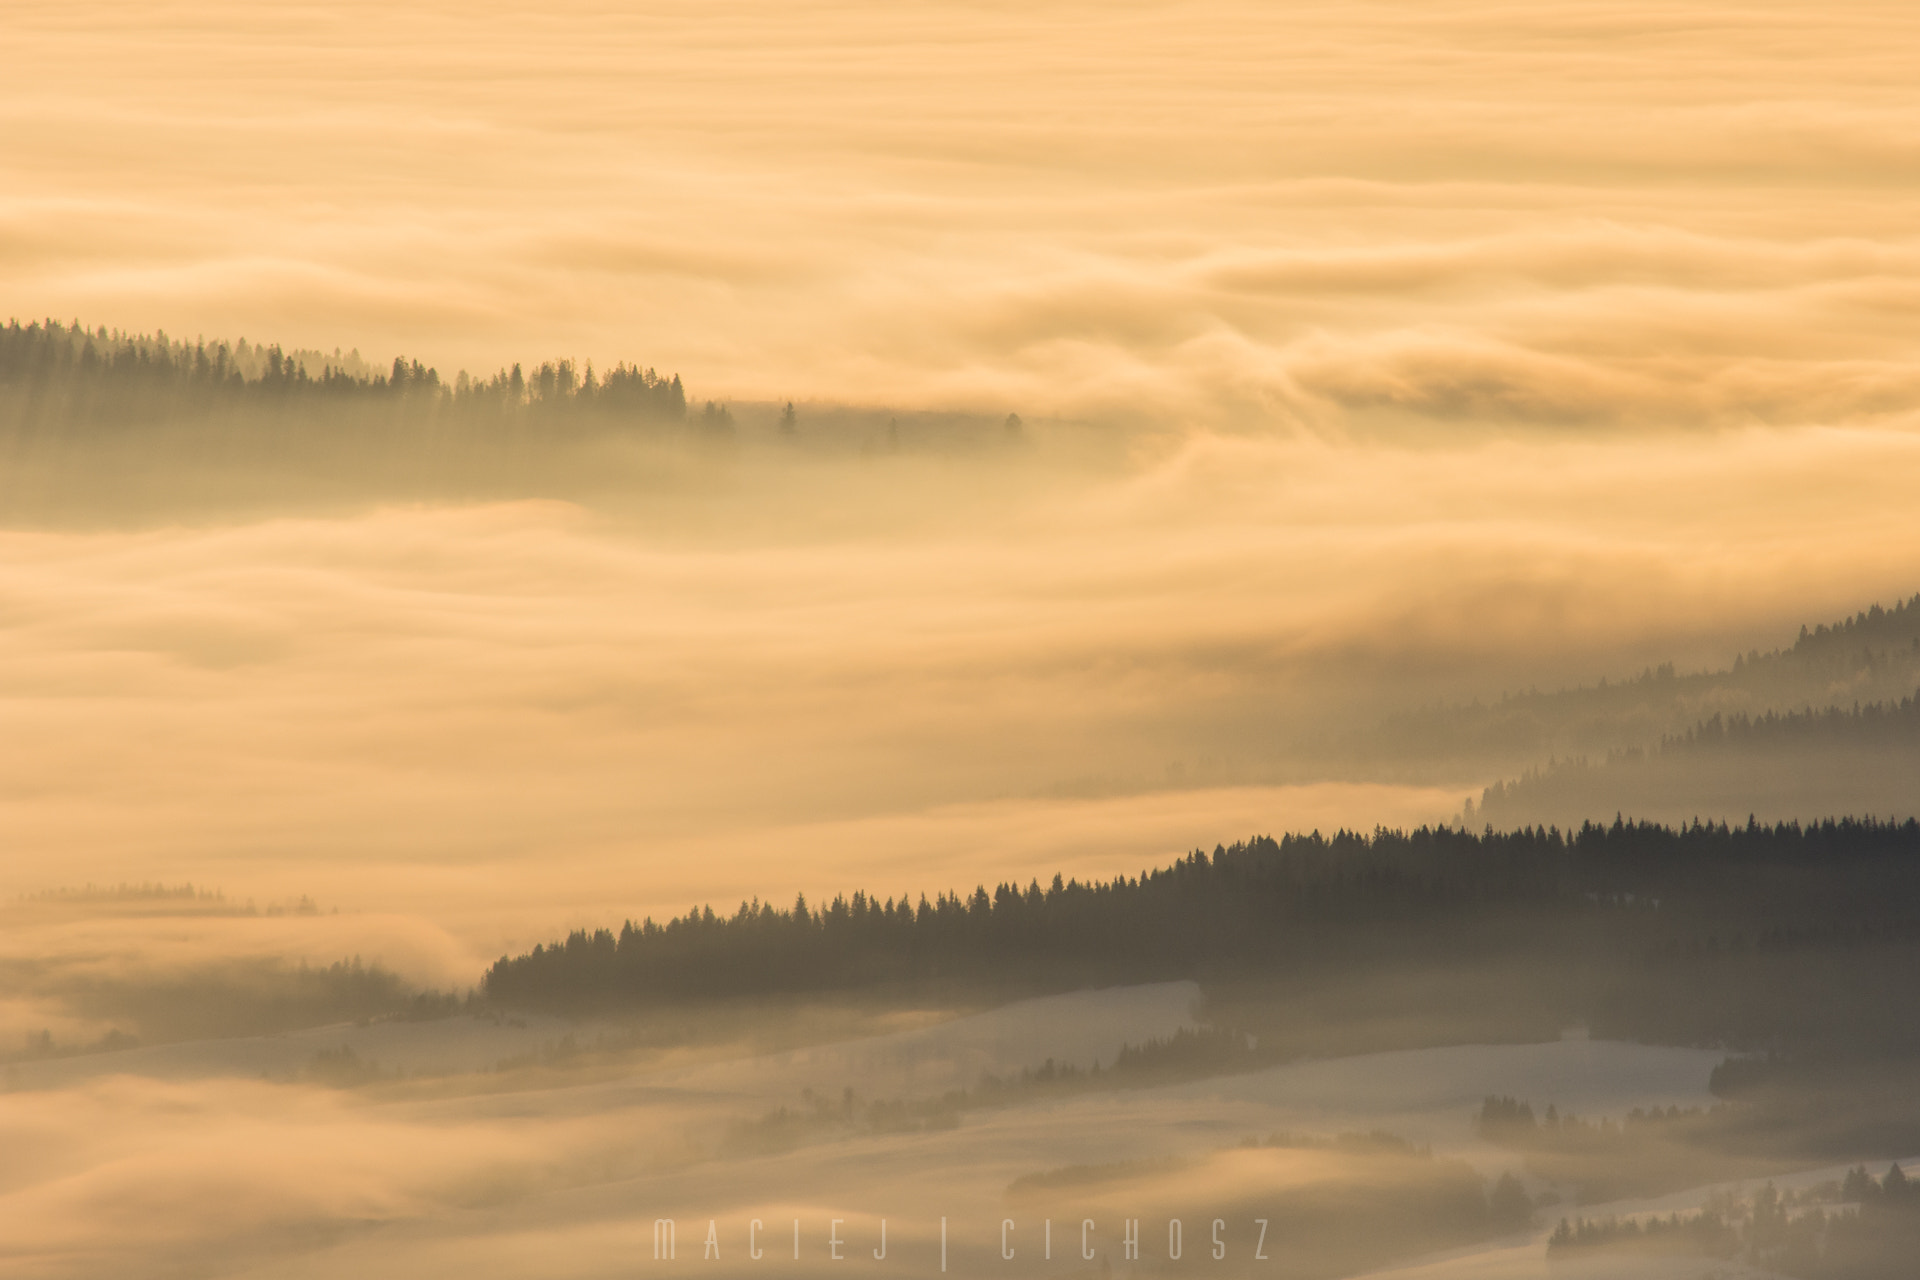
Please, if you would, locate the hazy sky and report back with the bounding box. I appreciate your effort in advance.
[5,1,1918,428]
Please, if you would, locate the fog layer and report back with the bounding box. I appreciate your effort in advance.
[5,1,1919,429]
[3,426,1918,949]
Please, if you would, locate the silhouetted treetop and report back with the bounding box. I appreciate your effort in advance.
[0,317,698,435]
[483,816,1920,1013]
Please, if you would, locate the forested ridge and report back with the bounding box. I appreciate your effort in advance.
[1349,594,1920,781]
[1474,693,1920,813]
[1469,682,1920,830]
[0,316,727,443]
[1658,694,1920,754]
[0,316,746,517]
[485,817,1920,1038]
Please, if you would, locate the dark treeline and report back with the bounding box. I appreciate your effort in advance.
[485,817,1920,1057]
[0,317,705,433]
[1783,596,1920,663]
[487,824,1575,1008]
[0,319,739,516]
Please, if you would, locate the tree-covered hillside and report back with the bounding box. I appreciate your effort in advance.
[1342,595,1920,783]
[0,317,740,517]
[1471,692,1920,829]
[486,817,1920,1061]
[0,317,703,434]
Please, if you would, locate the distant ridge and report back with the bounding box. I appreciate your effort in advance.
[1459,594,1920,828]
[0,316,705,430]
